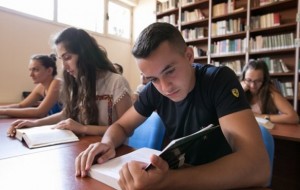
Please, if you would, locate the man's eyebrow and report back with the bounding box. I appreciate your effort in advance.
[160,64,173,74]
[145,64,174,79]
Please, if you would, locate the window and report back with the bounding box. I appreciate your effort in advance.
[108,1,131,39]
[0,0,53,20]
[57,0,104,34]
[0,0,132,40]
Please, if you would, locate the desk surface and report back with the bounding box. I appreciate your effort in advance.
[0,118,273,190]
[0,142,133,190]
[270,123,300,142]
[0,118,102,159]
[0,118,133,190]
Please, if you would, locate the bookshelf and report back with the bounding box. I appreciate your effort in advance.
[156,0,300,112]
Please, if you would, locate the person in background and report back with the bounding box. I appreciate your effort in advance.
[7,27,132,137]
[113,63,123,75]
[75,22,270,189]
[0,54,62,118]
[131,72,151,102]
[241,59,299,124]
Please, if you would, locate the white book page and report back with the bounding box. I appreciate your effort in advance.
[18,125,78,147]
[89,148,161,189]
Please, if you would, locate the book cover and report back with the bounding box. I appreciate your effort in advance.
[89,124,232,189]
[146,124,232,170]
[255,117,275,129]
[16,125,79,148]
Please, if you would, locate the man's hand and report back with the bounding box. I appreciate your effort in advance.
[118,154,169,190]
[75,142,116,177]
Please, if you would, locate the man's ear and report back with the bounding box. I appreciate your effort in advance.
[185,47,194,63]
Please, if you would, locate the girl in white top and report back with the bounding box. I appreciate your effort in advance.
[241,59,298,124]
[0,54,62,118]
[7,27,132,136]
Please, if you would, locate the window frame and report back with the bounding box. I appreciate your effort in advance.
[0,0,133,42]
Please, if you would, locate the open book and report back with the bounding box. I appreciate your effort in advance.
[89,124,232,189]
[255,117,275,129]
[15,125,79,148]
[89,147,160,190]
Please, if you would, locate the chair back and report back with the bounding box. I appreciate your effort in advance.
[127,112,165,150]
[259,125,275,186]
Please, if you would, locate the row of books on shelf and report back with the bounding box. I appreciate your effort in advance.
[156,0,179,14]
[157,14,177,26]
[182,27,207,41]
[250,12,280,30]
[251,0,287,7]
[250,32,294,51]
[273,79,294,97]
[259,57,290,73]
[192,46,207,58]
[211,18,245,37]
[181,9,206,23]
[211,38,247,55]
[212,0,245,17]
[212,60,243,75]
[181,0,201,6]
[157,0,287,15]
[208,57,289,76]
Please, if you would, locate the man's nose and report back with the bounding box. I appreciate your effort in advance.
[160,77,170,93]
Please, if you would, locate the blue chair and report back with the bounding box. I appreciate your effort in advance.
[259,125,275,186]
[127,112,166,150]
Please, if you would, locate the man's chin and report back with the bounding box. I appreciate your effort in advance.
[167,95,185,102]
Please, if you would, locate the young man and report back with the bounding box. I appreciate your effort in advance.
[75,23,270,189]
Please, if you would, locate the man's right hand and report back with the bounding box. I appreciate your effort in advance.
[75,142,116,177]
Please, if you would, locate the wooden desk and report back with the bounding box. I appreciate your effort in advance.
[0,119,270,190]
[0,118,133,190]
[0,143,133,190]
[269,124,300,190]
[0,118,102,159]
[269,123,300,142]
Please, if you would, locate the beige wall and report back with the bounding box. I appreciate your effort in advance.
[0,1,156,103]
[130,0,156,90]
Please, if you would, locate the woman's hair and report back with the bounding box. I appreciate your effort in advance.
[241,59,278,114]
[113,63,123,74]
[31,54,57,76]
[53,27,117,125]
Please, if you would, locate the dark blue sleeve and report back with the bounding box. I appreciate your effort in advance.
[210,66,250,118]
[133,82,160,117]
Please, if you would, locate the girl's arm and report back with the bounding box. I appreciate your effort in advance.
[55,93,133,136]
[0,79,61,118]
[266,91,299,124]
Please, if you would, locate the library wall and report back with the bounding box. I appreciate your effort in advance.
[0,8,134,103]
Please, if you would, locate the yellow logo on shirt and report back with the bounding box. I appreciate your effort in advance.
[232,88,239,98]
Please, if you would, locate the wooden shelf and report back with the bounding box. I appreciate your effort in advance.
[250,23,297,36]
[156,8,179,17]
[249,48,296,56]
[156,0,300,112]
[211,31,246,41]
[181,0,209,10]
[251,0,297,14]
[212,10,247,22]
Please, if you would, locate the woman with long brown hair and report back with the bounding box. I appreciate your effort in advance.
[7,27,132,136]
